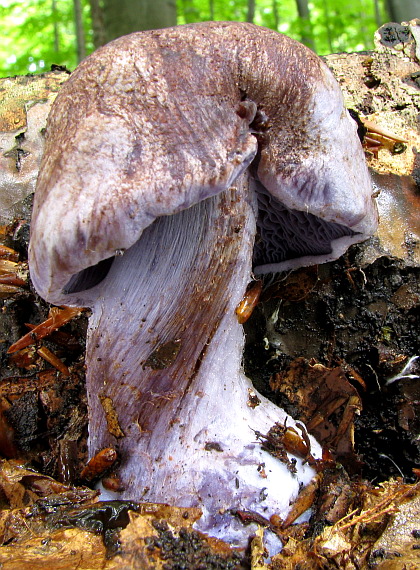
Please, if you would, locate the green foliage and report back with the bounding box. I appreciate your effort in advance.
[178,0,389,54]
[0,0,388,77]
[0,0,93,77]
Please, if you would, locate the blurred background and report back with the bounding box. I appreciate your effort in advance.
[0,0,419,77]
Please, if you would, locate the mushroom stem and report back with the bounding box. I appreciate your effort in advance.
[86,176,317,543]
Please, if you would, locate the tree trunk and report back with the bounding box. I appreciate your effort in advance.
[322,0,334,52]
[89,0,177,48]
[209,0,214,20]
[386,0,420,22]
[373,0,383,26]
[89,0,106,49]
[52,0,60,53]
[295,0,316,51]
[247,0,255,23]
[272,0,280,31]
[73,0,86,62]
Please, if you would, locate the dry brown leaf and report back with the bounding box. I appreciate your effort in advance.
[0,528,107,570]
[270,358,362,461]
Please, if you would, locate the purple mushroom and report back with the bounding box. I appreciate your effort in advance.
[28,22,377,545]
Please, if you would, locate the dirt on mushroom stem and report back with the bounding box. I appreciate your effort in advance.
[83,175,319,547]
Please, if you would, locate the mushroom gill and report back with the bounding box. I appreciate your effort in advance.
[28,22,378,546]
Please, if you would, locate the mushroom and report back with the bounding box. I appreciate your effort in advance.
[28,22,378,545]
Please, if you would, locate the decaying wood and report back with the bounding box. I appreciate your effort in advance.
[0,69,70,225]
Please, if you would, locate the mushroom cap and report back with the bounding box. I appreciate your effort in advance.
[29,22,377,305]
